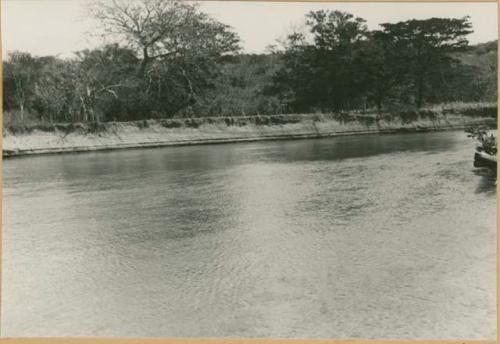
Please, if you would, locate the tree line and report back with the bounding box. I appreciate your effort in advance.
[3,0,497,126]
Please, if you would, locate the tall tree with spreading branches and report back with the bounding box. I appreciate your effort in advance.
[89,0,241,115]
[90,0,240,69]
[373,17,473,108]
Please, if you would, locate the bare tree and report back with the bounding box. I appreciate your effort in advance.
[89,0,240,70]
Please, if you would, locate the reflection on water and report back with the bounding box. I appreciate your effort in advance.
[2,131,497,339]
[474,169,497,194]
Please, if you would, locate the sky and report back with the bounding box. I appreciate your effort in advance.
[1,0,498,59]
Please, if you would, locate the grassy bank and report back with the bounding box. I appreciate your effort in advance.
[3,103,497,157]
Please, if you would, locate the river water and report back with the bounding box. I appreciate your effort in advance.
[2,131,496,338]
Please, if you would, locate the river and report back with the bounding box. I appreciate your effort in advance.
[2,131,496,338]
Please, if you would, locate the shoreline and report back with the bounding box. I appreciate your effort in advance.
[2,124,492,158]
[3,112,496,158]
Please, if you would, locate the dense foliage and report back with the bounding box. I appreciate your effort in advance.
[3,2,497,126]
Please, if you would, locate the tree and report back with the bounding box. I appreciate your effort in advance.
[90,0,239,69]
[32,56,80,123]
[90,0,241,116]
[373,17,473,108]
[74,44,139,122]
[306,10,368,50]
[3,52,40,121]
[272,10,371,112]
[192,54,285,116]
[455,41,497,102]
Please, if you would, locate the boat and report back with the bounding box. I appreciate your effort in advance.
[474,149,497,170]
[465,126,497,170]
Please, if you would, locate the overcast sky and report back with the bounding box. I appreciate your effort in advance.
[1,0,498,58]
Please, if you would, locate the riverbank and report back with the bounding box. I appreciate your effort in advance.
[3,107,497,157]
